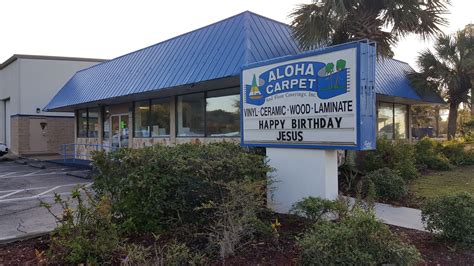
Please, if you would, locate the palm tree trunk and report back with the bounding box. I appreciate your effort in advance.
[435,106,440,137]
[471,88,474,118]
[447,102,459,140]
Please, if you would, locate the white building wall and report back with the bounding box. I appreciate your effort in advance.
[0,59,20,144]
[0,56,102,149]
[18,58,100,117]
[0,59,21,114]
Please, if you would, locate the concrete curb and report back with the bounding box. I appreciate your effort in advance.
[29,163,46,169]
[0,230,51,245]
[66,171,92,179]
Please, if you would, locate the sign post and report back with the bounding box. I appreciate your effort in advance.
[241,41,376,213]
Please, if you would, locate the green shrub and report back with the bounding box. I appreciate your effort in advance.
[421,193,474,245]
[415,137,453,170]
[357,138,419,180]
[297,208,421,265]
[91,143,270,233]
[121,241,207,265]
[363,168,408,201]
[42,187,120,264]
[290,196,348,223]
[441,141,474,166]
[200,179,267,259]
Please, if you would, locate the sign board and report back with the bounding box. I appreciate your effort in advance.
[240,41,376,150]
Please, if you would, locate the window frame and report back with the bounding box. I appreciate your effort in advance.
[377,101,409,140]
[176,92,206,137]
[76,108,100,138]
[132,97,171,138]
[176,87,241,138]
[102,106,111,141]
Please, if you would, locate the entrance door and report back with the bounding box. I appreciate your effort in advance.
[29,118,48,153]
[111,114,129,149]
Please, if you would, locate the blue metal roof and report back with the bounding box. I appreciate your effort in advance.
[45,11,443,111]
[375,58,444,103]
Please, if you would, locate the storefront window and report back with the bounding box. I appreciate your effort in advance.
[77,108,100,138]
[394,104,408,139]
[134,101,150,137]
[151,98,170,137]
[206,88,240,137]
[77,109,88,138]
[88,108,99,138]
[177,93,205,136]
[103,106,110,141]
[377,102,408,140]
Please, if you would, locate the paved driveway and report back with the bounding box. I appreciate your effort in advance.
[0,161,91,242]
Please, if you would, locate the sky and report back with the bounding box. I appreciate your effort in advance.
[1,0,472,70]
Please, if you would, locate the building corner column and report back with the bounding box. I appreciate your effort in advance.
[170,96,177,145]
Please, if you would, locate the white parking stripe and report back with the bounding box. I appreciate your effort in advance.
[23,170,41,177]
[36,186,61,197]
[0,186,49,194]
[0,168,69,176]
[0,182,93,204]
[0,192,73,204]
[0,172,18,177]
[0,190,24,199]
[0,171,70,179]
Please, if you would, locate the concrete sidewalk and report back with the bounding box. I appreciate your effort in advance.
[346,197,426,232]
[373,202,426,232]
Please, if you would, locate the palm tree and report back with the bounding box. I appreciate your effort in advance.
[411,30,474,140]
[290,0,449,57]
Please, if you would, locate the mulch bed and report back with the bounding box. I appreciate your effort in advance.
[390,225,474,265]
[1,214,472,265]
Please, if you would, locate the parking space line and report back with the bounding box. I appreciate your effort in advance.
[23,170,42,177]
[0,171,70,179]
[0,182,93,204]
[0,190,24,199]
[0,172,18,177]
[0,186,49,194]
[0,192,73,204]
[0,168,69,176]
[36,186,61,197]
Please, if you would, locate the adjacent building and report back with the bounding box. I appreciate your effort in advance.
[0,55,104,155]
[44,11,444,158]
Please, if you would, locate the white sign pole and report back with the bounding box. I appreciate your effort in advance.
[267,148,338,213]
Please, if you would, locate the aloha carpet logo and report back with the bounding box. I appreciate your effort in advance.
[246,60,349,106]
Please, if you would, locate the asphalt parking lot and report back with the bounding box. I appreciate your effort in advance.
[0,160,91,242]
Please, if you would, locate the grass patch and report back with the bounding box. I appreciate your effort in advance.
[410,165,474,199]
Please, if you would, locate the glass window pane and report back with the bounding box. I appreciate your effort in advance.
[378,103,394,139]
[103,106,110,141]
[177,93,205,136]
[394,104,408,139]
[134,101,150,137]
[151,98,170,137]
[88,108,99,138]
[206,91,240,137]
[77,109,88,138]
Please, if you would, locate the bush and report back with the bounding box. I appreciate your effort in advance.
[297,208,421,265]
[441,141,474,166]
[42,187,120,264]
[121,241,206,265]
[415,137,453,170]
[91,143,270,233]
[421,193,474,245]
[290,196,348,223]
[363,168,408,201]
[200,179,266,259]
[357,138,419,180]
